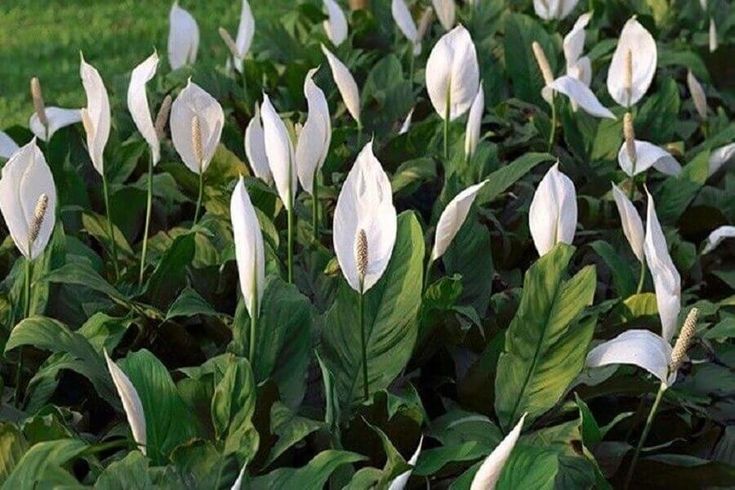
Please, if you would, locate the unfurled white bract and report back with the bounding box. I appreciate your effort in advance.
[104,350,147,455]
[465,85,484,159]
[29,107,82,142]
[170,80,224,175]
[233,0,255,72]
[321,45,361,126]
[432,0,455,31]
[617,140,681,177]
[80,56,111,176]
[323,0,348,46]
[431,180,488,261]
[128,52,161,165]
[244,104,273,185]
[392,0,420,55]
[611,183,644,263]
[686,70,708,120]
[0,139,57,260]
[546,76,615,119]
[261,94,297,210]
[387,436,424,490]
[469,414,527,490]
[0,131,18,160]
[529,163,577,256]
[607,17,657,107]
[333,142,397,293]
[702,225,735,255]
[296,68,331,195]
[168,1,199,70]
[426,25,479,121]
[534,0,580,20]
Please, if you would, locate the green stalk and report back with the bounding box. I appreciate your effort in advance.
[624,383,667,490]
[443,86,451,161]
[359,286,368,402]
[424,257,434,291]
[139,151,154,286]
[356,122,363,151]
[193,169,204,226]
[287,195,294,284]
[312,173,319,242]
[248,273,258,365]
[408,44,415,84]
[547,95,557,153]
[102,171,120,280]
[636,259,647,294]
[16,255,33,405]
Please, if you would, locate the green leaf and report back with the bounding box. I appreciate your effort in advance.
[250,450,366,489]
[170,439,242,490]
[119,349,198,464]
[504,14,557,106]
[494,245,597,430]
[0,424,28,481]
[166,287,220,320]
[320,212,424,409]
[476,153,554,205]
[589,240,637,298]
[265,402,324,467]
[145,232,196,309]
[43,262,129,305]
[95,451,155,490]
[2,439,87,489]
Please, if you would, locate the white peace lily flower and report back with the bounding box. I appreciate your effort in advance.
[233,0,255,73]
[80,56,111,176]
[702,225,735,255]
[29,107,82,142]
[244,104,273,184]
[231,176,266,319]
[296,68,332,195]
[645,190,681,343]
[611,183,644,263]
[563,12,591,74]
[0,139,57,260]
[529,163,578,256]
[333,141,397,293]
[168,1,199,70]
[387,436,424,490]
[104,350,147,455]
[709,143,735,176]
[465,85,484,159]
[321,45,361,126]
[323,0,348,46]
[617,140,681,177]
[426,25,479,121]
[469,414,527,490]
[399,108,414,135]
[170,80,224,175]
[432,0,455,31]
[392,0,420,55]
[534,0,580,20]
[0,131,19,159]
[431,180,488,261]
[230,465,247,490]
[709,18,717,53]
[686,70,708,120]
[128,52,161,165]
[545,76,616,119]
[261,94,297,210]
[607,17,657,108]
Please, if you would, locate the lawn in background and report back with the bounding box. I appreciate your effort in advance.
[0,0,290,128]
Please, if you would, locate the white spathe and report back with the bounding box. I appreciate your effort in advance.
[611,183,645,263]
[80,56,111,176]
[104,350,147,455]
[534,0,580,21]
[0,131,19,159]
[702,225,735,255]
[0,139,57,260]
[29,107,82,142]
[168,2,199,70]
[170,80,224,175]
[244,104,273,185]
[233,0,255,72]
[392,0,420,55]
[296,68,332,195]
[387,436,424,490]
[426,25,480,121]
[529,163,577,256]
[128,52,161,165]
[545,76,615,119]
[231,176,266,319]
[333,141,397,293]
[469,414,527,490]
[607,17,657,108]
[709,143,735,176]
[261,94,297,210]
[323,0,348,46]
[617,140,681,177]
[431,180,488,261]
[465,86,484,158]
[432,0,456,31]
[321,45,361,126]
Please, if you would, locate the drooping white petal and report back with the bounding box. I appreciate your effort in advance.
[548,76,616,119]
[168,2,199,70]
[702,225,735,255]
[128,52,161,165]
[617,140,681,177]
[529,163,578,256]
[233,0,255,73]
[0,131,19,159]
[607,17,657,107]
[426,25,480,121]
[392,0,419,49]
[709,143,735,176]
[645,190,681,343]
[244,104,273,185]
[323,0,348,46]
[611,183,645,263]
[0,139,57,260]
[469,414,526,490]
[534,0,580,20]
[432,0,455,31]
[104,350,147,455]
[231,176,266,319]
[29,107,82,142]
[464,86,484,158]
[333,141,397,293]
[80,57,111,176]
[586,330,673,386]
[296,68,332,195]
[686,70,708,120]
[432,180,488,261]
[321,45,361,126]
[387,435,424,490]
[563,12,592,71]
[231,465,247,490]
[399,108,414,135]
[709,18,717,53]
[261,94,297,210]
[170,80,224,175]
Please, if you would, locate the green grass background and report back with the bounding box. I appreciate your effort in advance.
[0,0,291,128]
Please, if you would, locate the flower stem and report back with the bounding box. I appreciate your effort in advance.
[636,259,647,295]
[356,122,363,151]
[249,301,258,366]
[443,88,451,161]
[624,382,667,490]
[193,170,204,226]
[139,152,154,286]
[408,44,415,84]
[424,257,434,291]
[287,202,294,284]
[16,256,33,405]
[312,174,319,242]
[359,288,368,402]
[102,171,120,280]
[547,95,557,153]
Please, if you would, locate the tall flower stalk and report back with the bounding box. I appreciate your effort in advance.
[356,228,369,400]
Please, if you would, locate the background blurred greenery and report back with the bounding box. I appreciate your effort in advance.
[0,0,290,128]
